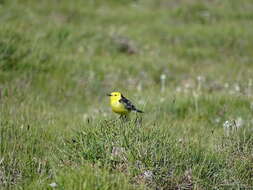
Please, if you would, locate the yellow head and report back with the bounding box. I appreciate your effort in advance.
[107,91,122,101]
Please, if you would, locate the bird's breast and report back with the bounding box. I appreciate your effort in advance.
[111,100,129,114]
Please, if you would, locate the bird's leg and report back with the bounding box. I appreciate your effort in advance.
[134,113,143,127]
[119,114,129,123]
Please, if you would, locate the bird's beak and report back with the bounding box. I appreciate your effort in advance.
[106,93,111,96]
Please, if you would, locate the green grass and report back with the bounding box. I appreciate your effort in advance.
[1,0,253,189]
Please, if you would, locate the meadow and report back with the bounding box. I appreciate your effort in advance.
[1,0,253,189]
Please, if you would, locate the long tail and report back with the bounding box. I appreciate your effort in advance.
[134,108,144,113]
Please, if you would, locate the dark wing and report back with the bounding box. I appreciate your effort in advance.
[119,95,143,113]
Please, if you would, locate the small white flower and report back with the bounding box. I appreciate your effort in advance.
[160,74,166,81]
[143,170,153,180]
[214,117,221,124]
[49,182,57,188]
[160,74,166,92]
[234,84,240,92]
[223,120,233,136]
[224,83,229,88]
[197,76,205,82]
[223,120,232,129]
[185,83,191,89]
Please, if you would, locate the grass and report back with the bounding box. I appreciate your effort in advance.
[1,0,253,189]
